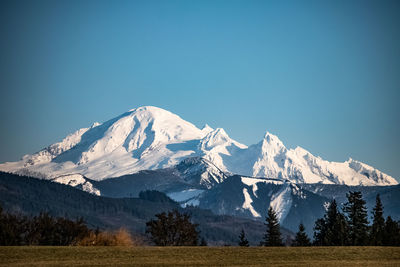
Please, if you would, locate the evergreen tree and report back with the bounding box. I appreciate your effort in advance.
[238,229,249,247]
[383,216,400,246]
[293,223,311,246]
[313,217,326,246]
[313,199,348,246]
[343,191,369,246]
[261,207,283,246]
[325,200,348,246]
[370,194,385,246]
[145,210,199,246]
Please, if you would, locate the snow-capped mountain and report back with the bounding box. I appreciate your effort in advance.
[0,106,397,186]
[224,132,397,186]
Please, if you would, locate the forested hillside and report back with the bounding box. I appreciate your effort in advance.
[0,172,292,245]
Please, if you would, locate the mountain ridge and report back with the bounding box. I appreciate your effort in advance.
[0,106,397,186]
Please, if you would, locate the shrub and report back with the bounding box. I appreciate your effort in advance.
[77,228,137,246]
[146,210,199,246]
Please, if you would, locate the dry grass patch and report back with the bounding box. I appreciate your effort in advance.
[0,246,399,266]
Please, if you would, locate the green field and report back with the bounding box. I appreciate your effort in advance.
[0,246,399,266]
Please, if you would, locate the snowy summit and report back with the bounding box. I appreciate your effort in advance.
[0,106,397,186]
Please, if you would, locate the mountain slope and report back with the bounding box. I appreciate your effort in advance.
[0,171,293,245]
[197,175,329,234]
[90,156,227,199]
[0,106,397,186]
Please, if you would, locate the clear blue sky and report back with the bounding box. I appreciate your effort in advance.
[0,0,399,180]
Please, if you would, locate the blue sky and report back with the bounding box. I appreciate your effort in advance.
[0,0,399,180]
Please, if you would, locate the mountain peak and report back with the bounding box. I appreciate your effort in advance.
[200,128,231,150]
[128,105,167,113]
[202,124,213,131]
[261,131,285,149]
[127,106,180,121]
[201,124,214,136]
[213,127,228,136]
[0,106,396,186]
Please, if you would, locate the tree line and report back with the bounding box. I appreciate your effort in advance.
[1,190,399,246]
[0,206,135,246]
[311,192,400,246]
[143,191,400,246]
[237,191,400,247]
[0,206,90,245]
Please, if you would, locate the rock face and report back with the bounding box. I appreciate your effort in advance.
[0,106,397,186]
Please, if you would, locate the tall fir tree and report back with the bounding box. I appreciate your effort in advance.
[293,223,311,246]
[261,207,283,246]
[313,199,348,246]
[370,194,385,245]
[238,229,249,247]
[325,200,348,246]
[313,217,326,246]
[343,191,369,246]
[383,216,400,246]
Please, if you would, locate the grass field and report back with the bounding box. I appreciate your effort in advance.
[0,246,399,266]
